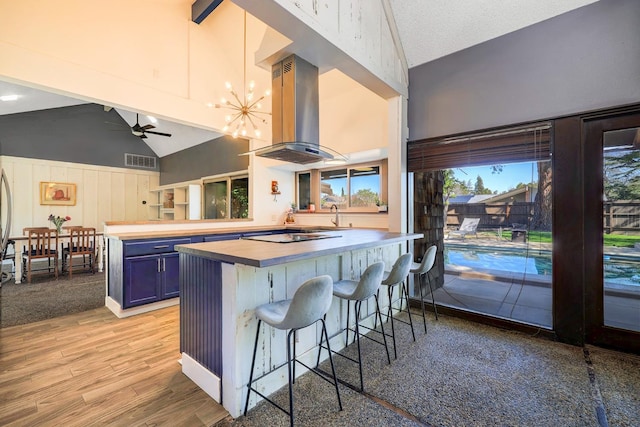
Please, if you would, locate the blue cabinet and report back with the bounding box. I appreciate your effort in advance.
[108,229,290,311]
[123,252,181,308]
[120,238,190,309]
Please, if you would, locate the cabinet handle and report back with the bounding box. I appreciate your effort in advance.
[162,258,166,272]
[154,245,170,249]
[157,258,161,272]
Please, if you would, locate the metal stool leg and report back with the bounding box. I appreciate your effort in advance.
[386,285,397,359]
[417,273,428,332]
[287,329,295,427]
[319,318,342,410]
[244,319,262,416]
[373,294,391,365]
[425,271,439,320]
[354,300,364,391]
[401,281,416,341]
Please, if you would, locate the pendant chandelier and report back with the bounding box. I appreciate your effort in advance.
[211,10,270,138]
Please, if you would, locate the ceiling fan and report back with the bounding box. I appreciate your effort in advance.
[130,113,172,139]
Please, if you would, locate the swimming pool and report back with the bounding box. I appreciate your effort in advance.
[444,246,640,287]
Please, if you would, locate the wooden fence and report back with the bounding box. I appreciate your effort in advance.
[448,201,640,233]
[604,201,640,233]
[447,202,533,230]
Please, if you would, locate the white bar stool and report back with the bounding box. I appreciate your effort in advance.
[244,275,342,426]
[377,252,415,359]
[330,261,389,391]
[410,245,439,332]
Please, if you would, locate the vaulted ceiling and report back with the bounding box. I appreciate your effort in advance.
[0,0,599,157]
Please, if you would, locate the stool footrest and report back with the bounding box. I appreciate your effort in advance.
[246,386,291,417]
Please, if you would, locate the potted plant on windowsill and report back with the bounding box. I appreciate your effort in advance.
[375,198,388,213]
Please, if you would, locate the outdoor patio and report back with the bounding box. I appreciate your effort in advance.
[431,233,640,332]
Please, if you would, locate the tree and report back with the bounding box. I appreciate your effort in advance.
[351,188,378,207]
[604,150,640,201]
[474,175,492,195]
[531,162,552,231]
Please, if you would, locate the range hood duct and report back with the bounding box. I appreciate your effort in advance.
[254,54,334,164]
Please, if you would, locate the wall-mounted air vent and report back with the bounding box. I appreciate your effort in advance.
[125,153,157,169]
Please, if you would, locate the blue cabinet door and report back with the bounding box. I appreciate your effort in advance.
[124,255,160,308]
[162,253,180,299]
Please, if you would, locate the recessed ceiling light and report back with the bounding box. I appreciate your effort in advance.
[147,115,158,124]
[0,94,19,101]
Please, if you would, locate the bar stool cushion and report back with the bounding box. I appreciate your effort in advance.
[381,253,413,286]
[333,262,384,301]
[255,275,333,331]
[410,245,437,275]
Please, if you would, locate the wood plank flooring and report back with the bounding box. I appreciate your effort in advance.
[0,305,229,426]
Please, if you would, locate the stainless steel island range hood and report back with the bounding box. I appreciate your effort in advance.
[253,54,335,164]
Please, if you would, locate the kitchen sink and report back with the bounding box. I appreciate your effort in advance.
[243,233,341,243]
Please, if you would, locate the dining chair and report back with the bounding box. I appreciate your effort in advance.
[22,227,59,283]
[62,227,97,277]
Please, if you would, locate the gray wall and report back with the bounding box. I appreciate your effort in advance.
[408,0,640,140]
[0,103,158,168]
[159,135,249,185]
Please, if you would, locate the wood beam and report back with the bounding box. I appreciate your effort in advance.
[192,0,223,24]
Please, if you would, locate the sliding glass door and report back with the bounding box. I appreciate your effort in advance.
[585,112,640,352]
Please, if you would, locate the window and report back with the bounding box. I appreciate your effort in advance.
[296,161,386,212]
[203,175,249,219]
[297,172,311,211]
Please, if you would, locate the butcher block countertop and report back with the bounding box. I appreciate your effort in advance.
[175,229,423,268]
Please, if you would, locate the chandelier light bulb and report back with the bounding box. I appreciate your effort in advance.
[265,89,271,97]
[213,10,271,139]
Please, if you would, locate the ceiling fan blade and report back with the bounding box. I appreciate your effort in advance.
[141,124,155,131]
[145,130,172,137]
[139,133,148,139]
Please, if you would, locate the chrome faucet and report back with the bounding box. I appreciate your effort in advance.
[330,204,340,227]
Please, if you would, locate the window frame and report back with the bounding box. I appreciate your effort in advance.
[296,159,388,213]
[202,172,250,220]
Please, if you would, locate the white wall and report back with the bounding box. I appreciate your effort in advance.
[0,0,399,231]
[0,156,158,235]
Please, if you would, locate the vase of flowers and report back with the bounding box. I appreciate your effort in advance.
[48,214,71,233]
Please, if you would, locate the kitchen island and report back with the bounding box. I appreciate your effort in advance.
[175,228,422,418]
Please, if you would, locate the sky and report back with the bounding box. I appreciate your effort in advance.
[453,161,538,194]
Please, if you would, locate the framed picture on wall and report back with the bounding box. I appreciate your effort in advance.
[40,181,76,206]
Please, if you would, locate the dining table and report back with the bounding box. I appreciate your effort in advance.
[8,228,104,284]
